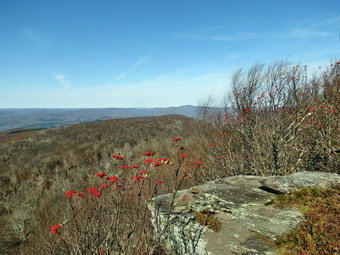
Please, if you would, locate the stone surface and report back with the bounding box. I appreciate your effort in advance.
[148,171,340,255]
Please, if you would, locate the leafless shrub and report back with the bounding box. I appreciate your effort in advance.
[0,115,204,254]
[197,59,339,178]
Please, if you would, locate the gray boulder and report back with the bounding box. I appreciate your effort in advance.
[148,171,339,255]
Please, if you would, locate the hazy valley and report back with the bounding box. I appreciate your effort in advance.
[0,105,199,132]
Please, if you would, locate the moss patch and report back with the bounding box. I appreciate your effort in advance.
[274,186,340,255]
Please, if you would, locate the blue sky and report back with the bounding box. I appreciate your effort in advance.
[0,0,339,108]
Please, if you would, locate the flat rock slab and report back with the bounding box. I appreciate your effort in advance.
[148,172,340,255]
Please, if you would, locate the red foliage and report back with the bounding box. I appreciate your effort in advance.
[66,190,75,198]
[50,225,61,234]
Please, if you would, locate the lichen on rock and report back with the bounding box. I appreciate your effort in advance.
[148,172,340,255]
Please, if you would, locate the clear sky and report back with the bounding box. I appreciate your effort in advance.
[0,0,339,108]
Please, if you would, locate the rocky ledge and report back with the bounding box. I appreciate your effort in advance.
[148,171,340,255]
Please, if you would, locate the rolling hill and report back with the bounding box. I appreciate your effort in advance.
[0,105,199,132]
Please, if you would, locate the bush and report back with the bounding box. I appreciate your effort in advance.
[197,60,339,178]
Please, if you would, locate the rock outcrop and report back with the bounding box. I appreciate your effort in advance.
[148,172,340,255]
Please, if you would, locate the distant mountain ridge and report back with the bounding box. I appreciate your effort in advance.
[0,105,199,132]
